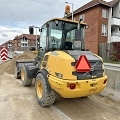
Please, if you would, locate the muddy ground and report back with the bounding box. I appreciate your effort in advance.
[0,73,120,120]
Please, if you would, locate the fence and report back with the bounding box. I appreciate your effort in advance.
[14,46,36,51]
[99,43,112,61]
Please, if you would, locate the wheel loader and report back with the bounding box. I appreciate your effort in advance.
[15,18,107,107]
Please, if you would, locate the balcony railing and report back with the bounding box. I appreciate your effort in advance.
[111,17,120,26]
[111,36,120,42]
[21,41,28,43]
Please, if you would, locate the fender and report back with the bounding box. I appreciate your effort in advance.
[24,63,39,79]
[36,69,52,92]
[36,69,48,80]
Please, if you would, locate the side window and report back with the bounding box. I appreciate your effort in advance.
[40,26,47,53]
[79,14,85,21]
[102,9,108,18]
[102,24,107,36]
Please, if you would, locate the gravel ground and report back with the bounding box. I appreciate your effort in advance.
[0,73,120,120]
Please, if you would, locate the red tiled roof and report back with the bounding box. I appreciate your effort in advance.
[7,40,14,44]
[73,0,111,15]
[14,34,40,40]
[68,0,119,16]
[109,0,119,6]
[1,40,14,45]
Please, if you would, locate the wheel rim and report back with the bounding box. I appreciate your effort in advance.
[21,69,25,81]
[36,80,42,99]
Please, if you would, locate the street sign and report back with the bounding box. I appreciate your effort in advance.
[0,47,8,60]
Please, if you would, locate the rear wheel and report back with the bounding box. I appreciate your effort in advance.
[15,63,20,79]
[35,72,55,107]
[21,65,32,86]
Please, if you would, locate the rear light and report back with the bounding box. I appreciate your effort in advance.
[103,79,107,84]
[67,83,76,90]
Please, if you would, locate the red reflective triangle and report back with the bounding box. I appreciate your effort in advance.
[75,55,91,72]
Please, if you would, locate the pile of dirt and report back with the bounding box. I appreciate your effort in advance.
[0,51,37,75]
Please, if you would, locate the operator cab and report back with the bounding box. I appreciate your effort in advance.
[39,18,87,55]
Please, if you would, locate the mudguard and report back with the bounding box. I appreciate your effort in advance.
[24,63,39,79]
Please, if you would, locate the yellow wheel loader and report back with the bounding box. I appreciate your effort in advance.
[15,18,107,107]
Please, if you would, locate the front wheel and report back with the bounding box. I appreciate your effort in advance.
[35,72,55,107]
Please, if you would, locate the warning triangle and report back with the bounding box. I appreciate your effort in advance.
[75,55,91,72]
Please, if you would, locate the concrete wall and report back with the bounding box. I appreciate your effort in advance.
[100,63,120,101]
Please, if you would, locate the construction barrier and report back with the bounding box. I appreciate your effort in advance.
[0,47,8,60]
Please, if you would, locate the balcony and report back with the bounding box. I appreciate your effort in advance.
[111,17,120,26]
[21,40,28,43]
[111,36,120,42]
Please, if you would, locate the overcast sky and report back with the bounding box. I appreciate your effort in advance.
[0,0,111,45]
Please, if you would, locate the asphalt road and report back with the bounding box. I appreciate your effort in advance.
[0,73,120,120]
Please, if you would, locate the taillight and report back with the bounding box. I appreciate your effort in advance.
[67,83,76,90]
[103,79,107,84]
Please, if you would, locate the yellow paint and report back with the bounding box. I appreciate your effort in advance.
[40,51,107,98]
[42,18,87,28]
[48,75,107,98]
[45,51,77,80]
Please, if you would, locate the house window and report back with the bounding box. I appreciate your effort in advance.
[79,14,84,21]
[21,43,28,47]
[102,24,107,36]
[102,9,108,18]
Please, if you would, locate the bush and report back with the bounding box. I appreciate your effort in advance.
[110,42,120,62]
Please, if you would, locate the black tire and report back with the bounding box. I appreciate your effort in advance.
[15,63,20,79]
[21,65,32,86]
[35,72,55,107]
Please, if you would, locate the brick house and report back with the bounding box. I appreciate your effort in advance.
[0,40,14,51]
[14,34,40,51]
[67,0,119,55]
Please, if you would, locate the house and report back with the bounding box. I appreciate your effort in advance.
[14,34,40,51]
[108,0,120,43]
[0,40,14,51]
[67,0,119,55]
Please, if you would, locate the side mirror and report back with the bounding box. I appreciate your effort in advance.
[30,47,36,51]
[75,29,81,41]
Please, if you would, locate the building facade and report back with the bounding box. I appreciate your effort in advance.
[14,34,40,51]
[0,40,14,51]
[67,0,119,55]
[108,0,120,43]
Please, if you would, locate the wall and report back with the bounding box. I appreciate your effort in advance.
[14,39,36,51]
[98,5,109,44]
[112,3,120,18]
[100,63,120,101]
[74,5,109,54]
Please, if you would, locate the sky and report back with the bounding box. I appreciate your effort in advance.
[0,0,111,45]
